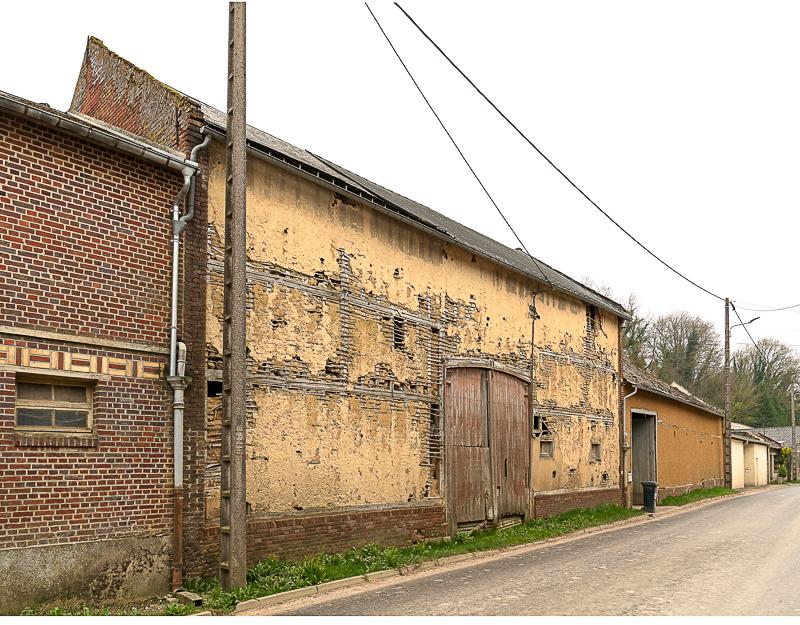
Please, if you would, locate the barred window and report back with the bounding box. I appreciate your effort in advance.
[15,379,93,432]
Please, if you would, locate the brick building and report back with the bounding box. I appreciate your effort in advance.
[2,34,632,610]
[68,36,629,575]
[0,90,201,612]
[623,360,725,505]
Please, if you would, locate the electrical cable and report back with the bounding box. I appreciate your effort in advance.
[732,302,800,313]
[393,2,726,303]
[732,302,770,364]
[365,3,556,293]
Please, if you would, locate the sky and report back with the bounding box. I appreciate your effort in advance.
[3,0,800,353]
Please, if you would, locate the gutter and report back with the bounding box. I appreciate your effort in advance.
[166,133,211,590]
[621,384,638,507]
[0,90,197,174]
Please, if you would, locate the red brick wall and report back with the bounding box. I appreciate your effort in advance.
[0,111,182,344]
[197,502,448,576]
[533,488,622,519]
[70,37,202,154]
[181,149,209,578]
[0,342,172,549]
[657,479,724,502]
[0,110,180,553]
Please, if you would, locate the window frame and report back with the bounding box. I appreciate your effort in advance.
[14,376,94,433]
[590,442,601,462]
[540,440,554,458]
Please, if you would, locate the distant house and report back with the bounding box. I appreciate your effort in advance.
[731,424,781,487]
[739,425,798,478]
[623,361,724,505]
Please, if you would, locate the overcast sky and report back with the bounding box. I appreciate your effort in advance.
[4,1,800,352]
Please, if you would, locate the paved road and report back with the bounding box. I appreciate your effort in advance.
[260,486,800,616]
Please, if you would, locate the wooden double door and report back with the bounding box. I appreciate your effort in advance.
[445,367,530,531]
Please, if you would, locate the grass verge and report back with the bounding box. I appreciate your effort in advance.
[19,600,197,616]
[185,504,643,613]
[659,486,737,507]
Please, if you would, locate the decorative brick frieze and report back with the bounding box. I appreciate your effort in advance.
[0,345,163,379]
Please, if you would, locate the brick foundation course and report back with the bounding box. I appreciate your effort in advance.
[533,487,623,519]
[198,501,448,576]
[657,479,724,502]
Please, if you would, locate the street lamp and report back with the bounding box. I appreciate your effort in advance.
[723,300,759,489]
[731,316,760,331]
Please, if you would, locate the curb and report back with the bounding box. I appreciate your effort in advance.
[231,486,769,614]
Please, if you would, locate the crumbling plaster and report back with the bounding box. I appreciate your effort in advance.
[206,140,621,514]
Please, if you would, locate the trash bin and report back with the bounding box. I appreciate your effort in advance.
[641,481,659,513]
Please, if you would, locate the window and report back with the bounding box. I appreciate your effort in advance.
[15,379,92,432]
[392,317,406,350]
[590,442,601,462]
[540,440,554,457]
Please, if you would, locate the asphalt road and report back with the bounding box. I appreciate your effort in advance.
[259,486,800,616]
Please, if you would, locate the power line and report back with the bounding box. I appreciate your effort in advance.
[394,2,727,303]
[364,3,556,292]
[732,302,769,364]
[733,302,800,313]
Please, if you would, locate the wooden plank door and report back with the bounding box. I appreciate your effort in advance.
[489,370,529,519]
[445,368,492,529]
[631,413,656,505]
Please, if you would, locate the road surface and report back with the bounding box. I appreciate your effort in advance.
[254,486,800,616]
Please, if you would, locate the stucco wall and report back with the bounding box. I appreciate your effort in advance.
[626,389,724,492]
[205,140,622,515]
[732,439,745,489]
[744,442,769,487]
[0,536,170,615]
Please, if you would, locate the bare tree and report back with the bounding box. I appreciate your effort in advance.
[733,339,800,427]
[645,311,723,400]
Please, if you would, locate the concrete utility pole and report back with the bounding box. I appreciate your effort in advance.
[789,382,797,480]
[724,298,732,489]
[725,304,760,489]
[220,0,247,590]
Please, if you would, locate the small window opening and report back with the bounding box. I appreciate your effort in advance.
[393,317,406,350]
[590,442,601,462]
[207,380,223,397]
[540,440,554,457]
[15,378,92,432]
[533,412,551,437]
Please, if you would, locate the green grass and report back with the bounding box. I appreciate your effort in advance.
[659,486,736,506]
[19,600,198,616]
[20,504,642,615]
[184,503,643,613]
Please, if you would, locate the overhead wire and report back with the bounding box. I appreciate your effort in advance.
[364,2,556,292]
[369,3,800,320]
[732,302,800,313]
[393,2,726,303]
[731,302,770,365]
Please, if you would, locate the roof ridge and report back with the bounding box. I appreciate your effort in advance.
[82,38,629,319]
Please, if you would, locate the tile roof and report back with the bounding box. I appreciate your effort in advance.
[730,424,782,448]
[623,359,723,418]
[735,425,798,448]
[199,104,629,320]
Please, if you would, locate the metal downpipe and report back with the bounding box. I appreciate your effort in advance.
[621,385,638,508]
[168,133,210,590]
